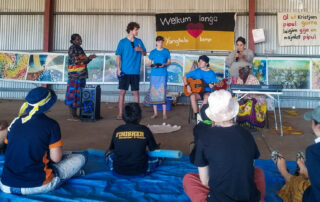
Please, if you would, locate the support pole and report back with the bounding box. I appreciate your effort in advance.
[249,0,255,52]
[43,0,54,52]
[42,0,54,88]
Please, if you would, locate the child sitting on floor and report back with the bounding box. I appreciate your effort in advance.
[272,106,320,202]
[0,87,87,195]
[0,120,9,154]
[105,103,161,176]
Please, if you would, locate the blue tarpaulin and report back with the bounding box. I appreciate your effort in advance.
[0,153,296,202]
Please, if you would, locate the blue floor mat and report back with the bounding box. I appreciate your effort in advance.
[0,154,296,202]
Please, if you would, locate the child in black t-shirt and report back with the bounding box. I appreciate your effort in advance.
[106,103,160,176]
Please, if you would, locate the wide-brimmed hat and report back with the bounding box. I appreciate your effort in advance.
[205,90,239,123]
[18,87,57,123]
[304,106,320,123]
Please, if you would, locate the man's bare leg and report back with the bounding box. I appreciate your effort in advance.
[132,90,139,103]
[117,89,126,119]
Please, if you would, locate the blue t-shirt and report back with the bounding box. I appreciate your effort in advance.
[1,114,62,188]
[149,48,171,76]
[185,68,218,92]
[116,37,146,75]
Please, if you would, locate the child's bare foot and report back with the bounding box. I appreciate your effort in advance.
[297,157,308,178]
[151,114,158,119]
[272,151,292,182]
[163,114,167,120]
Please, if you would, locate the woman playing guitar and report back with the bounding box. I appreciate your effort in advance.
[183,55,218,115]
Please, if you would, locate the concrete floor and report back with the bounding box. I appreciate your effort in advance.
[0,99,316,161]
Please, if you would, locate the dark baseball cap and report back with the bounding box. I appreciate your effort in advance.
[198,55,209,64]
[156,36,164,41]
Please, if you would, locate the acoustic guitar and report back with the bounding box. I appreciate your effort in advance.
[184,78,229,96]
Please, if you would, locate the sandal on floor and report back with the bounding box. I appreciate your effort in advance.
[295,151,305,176]
[271,150,285,166]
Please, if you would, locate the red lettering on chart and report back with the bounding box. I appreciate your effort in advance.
[303,34,316,40]
[299,28,309,34]
[283,21,297,27]
[283,14,288,20]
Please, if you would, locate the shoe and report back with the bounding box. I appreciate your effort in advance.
[294,152,305,176]
[271,150,285,166]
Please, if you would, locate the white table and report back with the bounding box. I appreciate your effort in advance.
[232,90,284,136]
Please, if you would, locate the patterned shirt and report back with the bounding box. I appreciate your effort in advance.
[68,44,90,80]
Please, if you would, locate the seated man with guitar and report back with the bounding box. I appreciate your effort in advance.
[183,55,218,116]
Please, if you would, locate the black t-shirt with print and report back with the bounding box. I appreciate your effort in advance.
[195,125,260,202]
[109,123,159,176]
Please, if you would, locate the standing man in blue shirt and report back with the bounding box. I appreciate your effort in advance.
[116,22,146,120]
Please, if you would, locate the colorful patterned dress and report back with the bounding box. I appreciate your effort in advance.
[65,44,90,108]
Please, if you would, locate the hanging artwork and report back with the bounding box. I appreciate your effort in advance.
[0,53,29,80]
[252,58,267,84]
[167,54,184,84]
[268,59,310,89]
[312,60,320,89]
[86,55,104,83]
[27,54,64,82]
[208,56,225,81]
[104,54,118,83]
[184,55,199,75]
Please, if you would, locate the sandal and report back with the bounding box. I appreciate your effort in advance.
[295,152,305,176]
[271,150,285,166]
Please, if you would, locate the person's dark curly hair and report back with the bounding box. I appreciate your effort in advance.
[126,22,140,34]
[122,103,142,124]
[70,33,81,44]
[236,36,246,45]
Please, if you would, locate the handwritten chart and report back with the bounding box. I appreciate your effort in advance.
[278,12,320,46]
